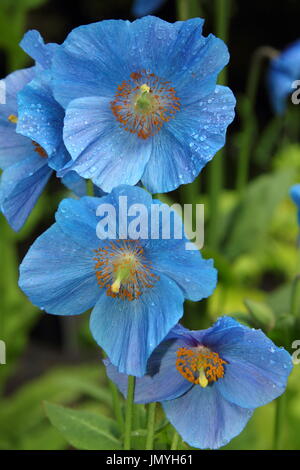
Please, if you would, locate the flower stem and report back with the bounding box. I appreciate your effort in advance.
[236,46,278,194]
[208,0,231,249]
[170,430,180,450]
[145,402,157,450]
[290,275,300,318]
[176,0,189,20]
[273,394,286,450]
[124,375,135,450]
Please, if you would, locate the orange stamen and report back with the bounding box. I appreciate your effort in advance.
[93,240,159,301]
[110,70,180,140]
[176,346,227,386]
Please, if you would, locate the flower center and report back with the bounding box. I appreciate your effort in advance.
[111,70,180,140]
[176,346,227,388]
[93,240,159,301]
[8,114,47,158]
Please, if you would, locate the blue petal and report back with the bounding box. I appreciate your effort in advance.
[55,196,102,249]
[63,96,152,191]
[17,71,70,171]
[52,20,134,107]
[268,40,300,114]
[144,238,217,301]
[20,30,58,70]
[141,86,235,193]
[19,223,100,315]
[51,17,228,108]
[90,273,185,376]
[290,184,300,225]
[163,384,253,449]
[0,154,52,231]
[290,184,300,207]
[0,68,35,169]
[132,0,166,17]
[61,171,87,197]
[214,327,293,409]
[104,335,193,403]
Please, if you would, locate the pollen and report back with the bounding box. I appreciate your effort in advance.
[111,70,180,140]
[8,114,18,124]
[176,346,227,387]
[32,141,47,158]
[8,114,47,158]
[93,240,159,301]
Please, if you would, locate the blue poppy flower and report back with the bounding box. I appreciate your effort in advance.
[50,16,235,193]
[268,39,300,114]
[105,316,293,449]
[290,184,300,225]
[0,66,53,231]
[19,184,217,376]
[132,0,166,17]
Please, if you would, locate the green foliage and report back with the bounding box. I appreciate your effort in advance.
[45,402,122,450]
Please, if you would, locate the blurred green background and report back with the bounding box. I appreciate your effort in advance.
[0,0,300,450]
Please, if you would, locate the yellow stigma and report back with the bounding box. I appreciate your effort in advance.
[8,114,18,124]
[111,277,121,294]
[198,367,208,388]
[140,83,150,93]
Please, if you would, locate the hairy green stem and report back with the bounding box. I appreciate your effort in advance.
[171,430,180,450]
[145,402,157,450]
[273,394,286,450]
[124,375,135,450]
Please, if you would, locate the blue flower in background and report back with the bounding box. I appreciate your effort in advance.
[50,16,235,194]
[106,316,293,449]
[19,185,217,376]
[132,0,166,17]
[290,184,300,225]
[268,39,300,114]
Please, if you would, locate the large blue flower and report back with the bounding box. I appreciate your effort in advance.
[50,16,235,193]
[105,316,293,449]
[268,39,300,114]
[19,185,217,376]
[290,184,300,225]
[132,0,166,17]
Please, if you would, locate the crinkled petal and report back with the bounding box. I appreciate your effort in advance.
[141,86,235,193]
[63,96,152,191]
[104,336,193,403]
[61,171,87,197]
[55,196,102,249]
[52,17,228,108]
[215,328,293,409]
[0,154,52,231]
[20,30,58,70]
[0,68,35,169]
[17,71,70,171]
[163,384,253,449]
[19,223,100,315]
[90,273,185,376]
[145,238,217,301]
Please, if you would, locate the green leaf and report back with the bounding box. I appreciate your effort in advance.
[44,402,122,450]
[223,169,295,259]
